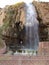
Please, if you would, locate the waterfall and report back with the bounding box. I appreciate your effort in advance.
[14,3,39,55]
[23,3,39,51]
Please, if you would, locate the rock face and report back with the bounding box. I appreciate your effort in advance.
[33,1,49,24]
[0,8,5,26]
[33,1,49,41]
[0,2,26,52]
[33,1,49,55]
[0,1,49,54]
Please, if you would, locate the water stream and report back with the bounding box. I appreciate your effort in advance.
[23,3,39,51]
[14,3,39,55]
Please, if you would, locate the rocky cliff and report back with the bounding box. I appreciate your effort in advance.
[33,1,49,24]
[0,1,49,41]
[0,2,26,52]
[33,1,49,41]
[0,1,49,53]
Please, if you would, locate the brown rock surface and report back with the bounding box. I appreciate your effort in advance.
[33,1,49,41]
[33,2,49,55]
[0,2,49,54]
[0,2,26,52]
[33,1,49,24]
[0,8,5,26]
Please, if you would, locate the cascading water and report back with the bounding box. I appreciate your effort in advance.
[23,3,39,51]
[14,2,39,55]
